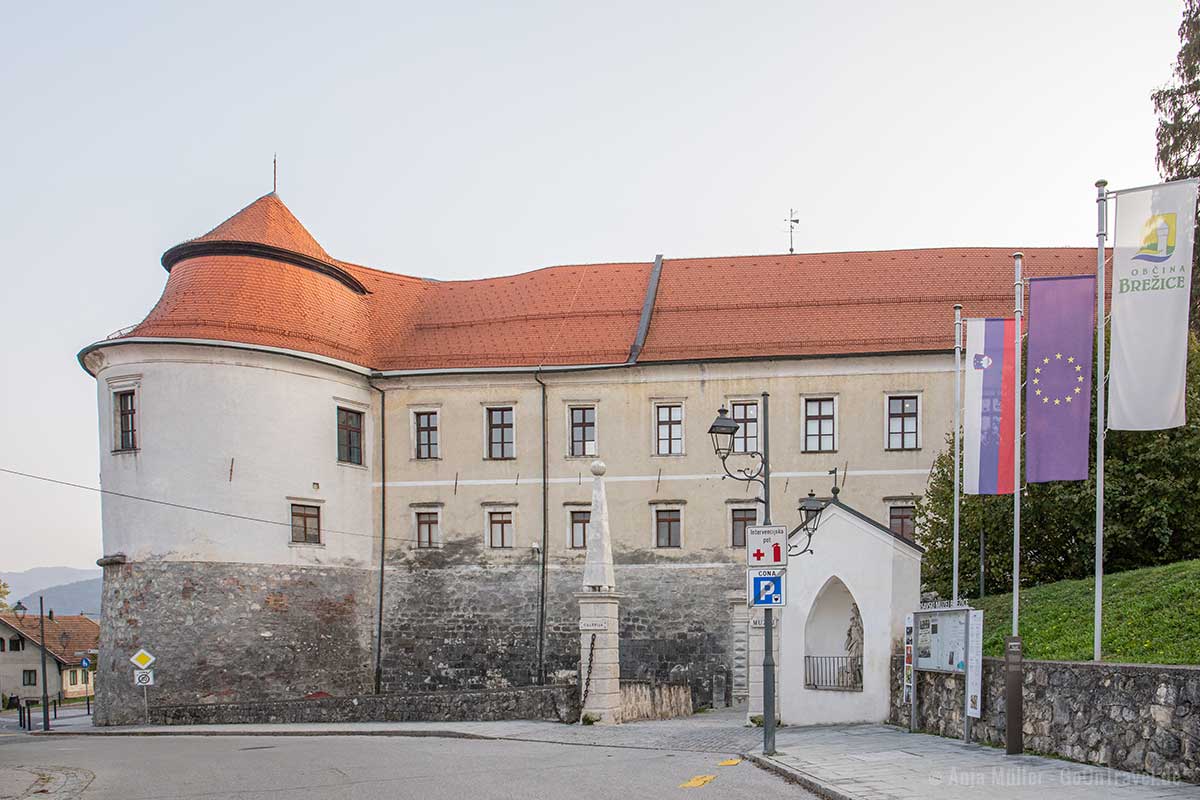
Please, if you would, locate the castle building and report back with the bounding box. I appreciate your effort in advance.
[79,192,1093,724]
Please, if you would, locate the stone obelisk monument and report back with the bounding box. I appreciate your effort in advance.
[577,460,621,724]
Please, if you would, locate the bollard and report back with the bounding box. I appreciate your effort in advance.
[53,699,58,719]
[18,704,24,730]
[86,694,90,715]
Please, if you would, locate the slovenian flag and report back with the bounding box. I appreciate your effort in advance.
[963,318,1017,495]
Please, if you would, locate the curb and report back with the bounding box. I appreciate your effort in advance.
[30,728,495,740]
[743,753,857,800]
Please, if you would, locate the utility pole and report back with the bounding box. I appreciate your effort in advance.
[760,392,776,755]
[39,596,49,731]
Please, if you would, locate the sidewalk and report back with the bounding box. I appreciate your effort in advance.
[757,725,1200,800]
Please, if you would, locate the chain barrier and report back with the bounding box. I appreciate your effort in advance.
[579,632,597,723]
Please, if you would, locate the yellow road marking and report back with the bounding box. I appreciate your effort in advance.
[679,774,717,788]
[718,758,741,766]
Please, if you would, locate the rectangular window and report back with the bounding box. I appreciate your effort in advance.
[415,411,439,460]
[416,512,439,549]
[887,396,919,450]
[487,407,515,459]
[488,511,514,548]
[22,670,36,687]
[69,670,79,686]
[655,509,682,548]
[569,406,596,457]
[83,669,90,685]
[115,390,137,451]
[10,637,22,652]
[290,504,321,544]
[890,506,916,541]
[731,401,758,454]
[731,507,756,548]
[337,407,364,465]
[655,404,683,455]
[805,398,836,452]
[570,510,590,549]
[0,638,5,652]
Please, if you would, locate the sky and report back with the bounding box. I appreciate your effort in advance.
[0,0,1186,572]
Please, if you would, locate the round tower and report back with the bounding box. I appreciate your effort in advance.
[80,194,381,724]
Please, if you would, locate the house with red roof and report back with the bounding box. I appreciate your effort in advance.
[0,610,98,703]
[78,192,1097,725]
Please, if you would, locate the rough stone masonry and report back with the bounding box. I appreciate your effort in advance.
[99,554,739,724]
[889,654,1200,783]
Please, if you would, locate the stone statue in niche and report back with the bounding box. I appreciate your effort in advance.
[844,602,864,687]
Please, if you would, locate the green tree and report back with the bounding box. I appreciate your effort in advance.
[0,580,8,610]
[915,335,1200,599]
[1153,0,1200,321]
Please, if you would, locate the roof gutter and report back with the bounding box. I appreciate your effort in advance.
[626,254,663,364]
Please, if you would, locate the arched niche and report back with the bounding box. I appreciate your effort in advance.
[803,576,863,691]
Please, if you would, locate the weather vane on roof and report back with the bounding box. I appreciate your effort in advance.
[273,153,277,193]
[785,208,799,254]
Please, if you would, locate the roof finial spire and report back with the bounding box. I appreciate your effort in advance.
[785,208,799,254]
[273,153,277,193]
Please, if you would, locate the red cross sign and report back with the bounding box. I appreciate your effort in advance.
[745,525,788,568]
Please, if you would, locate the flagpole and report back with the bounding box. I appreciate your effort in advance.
[1094,179,1108,662]
[1012,252,1024,637]
[953,304,963,605]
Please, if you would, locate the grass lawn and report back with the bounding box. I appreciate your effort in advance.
[974,558,1200,663]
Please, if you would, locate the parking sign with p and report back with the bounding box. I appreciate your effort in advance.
[747,567,786,607]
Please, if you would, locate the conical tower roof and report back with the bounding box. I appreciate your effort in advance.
[186,192,334,264]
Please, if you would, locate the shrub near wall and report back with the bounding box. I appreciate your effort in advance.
[889,655,1200,783]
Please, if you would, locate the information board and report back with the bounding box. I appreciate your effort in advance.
[913,608,967,674]
[966,609,984,718]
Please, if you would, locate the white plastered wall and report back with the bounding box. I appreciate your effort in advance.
[778,504,921,725]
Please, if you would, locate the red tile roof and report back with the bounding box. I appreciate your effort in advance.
[0,614,99,667]
[100,194,1104,372]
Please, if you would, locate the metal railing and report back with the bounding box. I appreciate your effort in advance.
[804,655,863,691]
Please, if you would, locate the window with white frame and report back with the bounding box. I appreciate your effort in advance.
[730,506,757,548]
[486,407,515,459]
[569,406,597,457]
[488,510,514,548]
[655,508,682,548]
[414,410,439,460]
[889,505,916,540]
[570,510,590,549]
[804,397,837,452]
[415,510,440,548]
[22,670,36,686]
[655,403,683,455]
[730,400,758,454]
[114,389,137,451]
[290,503,321,545]
[886,395,920,451]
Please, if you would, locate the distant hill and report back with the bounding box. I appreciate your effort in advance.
[17,578,103,619]
[976,559,1200,663]
[1,567,100,608]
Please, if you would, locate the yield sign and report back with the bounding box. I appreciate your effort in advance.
[130,648,156,669]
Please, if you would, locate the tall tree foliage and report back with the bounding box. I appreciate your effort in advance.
[915,335,1200,600]
[1153,0,1200,323]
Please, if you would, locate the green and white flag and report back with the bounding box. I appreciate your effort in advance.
[1109,179,1200,430]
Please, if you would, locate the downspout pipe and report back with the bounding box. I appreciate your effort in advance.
[371,383,387,694]
[534,371,549,685]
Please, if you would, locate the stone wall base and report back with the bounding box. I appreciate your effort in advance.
[888,654,1200,784]
[150,685,579,726]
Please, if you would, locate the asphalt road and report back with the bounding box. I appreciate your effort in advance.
[0,733,813,799]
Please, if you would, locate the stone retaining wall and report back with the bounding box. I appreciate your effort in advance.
[150,685,579,726]
[618,680,693,722]
[888,654,1200,783]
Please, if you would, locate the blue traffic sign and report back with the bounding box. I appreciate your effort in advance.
[747,568,786,607]
[80,657,91,669]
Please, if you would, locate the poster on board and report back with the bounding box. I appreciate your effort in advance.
[903,613,914,704]
[914,609,968,674]
[966,610,984,718]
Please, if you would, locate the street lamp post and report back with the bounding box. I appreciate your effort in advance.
[709,395,827,756]
[11,599,49,731]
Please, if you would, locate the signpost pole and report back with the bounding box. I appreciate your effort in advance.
[760,391,776,757]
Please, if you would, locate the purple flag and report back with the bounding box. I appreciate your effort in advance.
[1025,275,1095,483]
